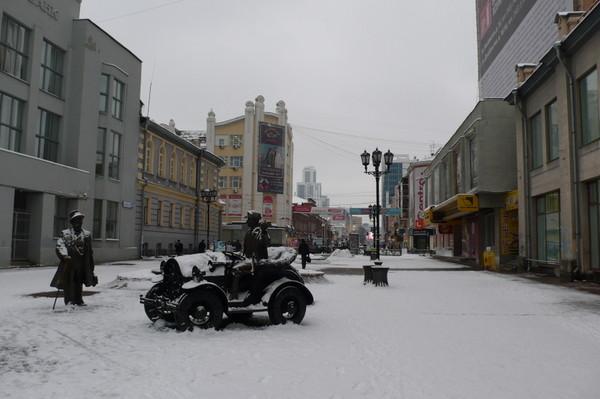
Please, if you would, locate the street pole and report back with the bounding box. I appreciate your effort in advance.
[206,202,210,248]
[375,170,381,260]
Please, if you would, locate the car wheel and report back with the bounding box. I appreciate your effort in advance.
[268,286,307,325]
[175,291,224,331]
[144,284,175,323]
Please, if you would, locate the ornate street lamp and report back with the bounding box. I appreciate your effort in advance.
[200,188,218,247]
[361,148,394,261]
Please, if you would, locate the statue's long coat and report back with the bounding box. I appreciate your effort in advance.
[51,228,96,289]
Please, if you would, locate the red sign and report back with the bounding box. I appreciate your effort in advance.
[332,214,345,221]
[292,205,312,213]
[263,195,273,221]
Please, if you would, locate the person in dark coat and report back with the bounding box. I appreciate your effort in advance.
[198,240,206,253]
[298,239,310,269]
[175,240,183,256]
[51,210,97,306]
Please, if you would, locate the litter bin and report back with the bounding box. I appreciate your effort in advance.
[483,247,497,271]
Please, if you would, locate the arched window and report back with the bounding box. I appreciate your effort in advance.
[189,161,195,187]
[158,144,166,177]
[145,139,153,173]
[169,152,176,181]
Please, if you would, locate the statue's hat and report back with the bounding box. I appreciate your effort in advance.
[69,210,85,221]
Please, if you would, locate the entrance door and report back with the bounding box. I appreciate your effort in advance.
[11,211,30,261]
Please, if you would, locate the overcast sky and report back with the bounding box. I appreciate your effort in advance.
[81,0,479,209]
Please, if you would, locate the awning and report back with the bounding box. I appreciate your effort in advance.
[426,194,479,223]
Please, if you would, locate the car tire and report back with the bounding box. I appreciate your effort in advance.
[268,286,307,325]
[144,284,175,323]
[175,291,224,331]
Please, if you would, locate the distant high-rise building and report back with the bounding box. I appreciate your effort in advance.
[476,0,586,98]
[296,166,329,207]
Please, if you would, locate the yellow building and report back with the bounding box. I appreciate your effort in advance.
[206,96,293,226]
[137,118,225,255]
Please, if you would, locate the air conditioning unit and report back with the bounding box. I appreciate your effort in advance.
[233,144,240,149]
[232,166,238,171]
[233,187,238,193]
[218,144,225,149]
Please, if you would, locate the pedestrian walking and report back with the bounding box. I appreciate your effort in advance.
[198,240,206,253]
[175,240,183,256]
[298,239,310,269]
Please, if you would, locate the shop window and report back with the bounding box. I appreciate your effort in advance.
[535,191,560,262]
[105,201,119,239]
[589,180,600,269]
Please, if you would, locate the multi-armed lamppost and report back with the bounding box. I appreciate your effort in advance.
[200,188,218,247]
[361,148,394,261]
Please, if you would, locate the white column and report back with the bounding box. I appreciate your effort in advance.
[253,96,265,212]
[206,110,216,153]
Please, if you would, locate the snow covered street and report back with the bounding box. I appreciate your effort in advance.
[1,254,600,399]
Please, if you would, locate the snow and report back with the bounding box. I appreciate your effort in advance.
[2,255,600,398]
[329,249,354,258]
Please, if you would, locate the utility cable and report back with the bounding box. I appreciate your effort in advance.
[98,0,187,23]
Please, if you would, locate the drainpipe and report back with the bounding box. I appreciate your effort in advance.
[194,150,202,249]
[554,42,582,280]
[512,90,532,270]
[139,119,149,258]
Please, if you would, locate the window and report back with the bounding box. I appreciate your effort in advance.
[108,131,121,179]
[232,135,243,147]
[157,200,164,226]
[579,69,599,145]
[0,15,30,80]
[546,101,559,161]
[144,197,151,225]
[111,79,124,119]
[36,109,60,162]
[536,191,560,262]
[468,137,478,188]
[170,203,176,227]
[40,40,64,97]
[589,180,600,269]
[96,128,106,176]
[93,199,103,238]
[0,92,24,152]
[530,112,543,169]
[230,156,243,168]
[180,206,186,228]
[158,144,166,177]
[190,208,195,230]
[169,153,176,180]
[231,176,241,189]
[99,73,109,112]
[180,157,187,185]
[218,176,227,188]
[53,197,70,237]
[105,201,118,239]
[145,139,153,173]
[217,136,228,148]
[189,162,196,187]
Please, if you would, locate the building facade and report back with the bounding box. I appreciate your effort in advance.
[0,0,142,266]
[137,118,225,256]
[205,96,293,226]
[423,100,517,265]
[508,3,600,279]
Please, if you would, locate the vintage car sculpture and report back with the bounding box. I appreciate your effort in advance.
[140,247,314,331]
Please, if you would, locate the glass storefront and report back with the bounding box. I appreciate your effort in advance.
[589,181,599,269]
[535,191,560,262]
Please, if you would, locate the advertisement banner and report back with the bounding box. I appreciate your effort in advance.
[292,204,313,213]
[263,195,273,221]
[228,194,242,217]
[257,122,285,194]
[219,195,228,215]
[411,166,427,228]
[476,0,536,77]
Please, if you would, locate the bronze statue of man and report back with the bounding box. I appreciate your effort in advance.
[51,210,97,306]
[243,211,270,261]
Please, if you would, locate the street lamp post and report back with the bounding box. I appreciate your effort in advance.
[200,188,218,248]
[361,148,394,261]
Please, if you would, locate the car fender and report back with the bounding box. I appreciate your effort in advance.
[180,281,228,309]
[261,278,314,306]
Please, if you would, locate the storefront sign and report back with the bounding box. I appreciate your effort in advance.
[410,165,428,228]
[257,123,285,194]
[228,194,242,216]
[456,194,479,212]
[263,195,273,221]
[292,204,312,213]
